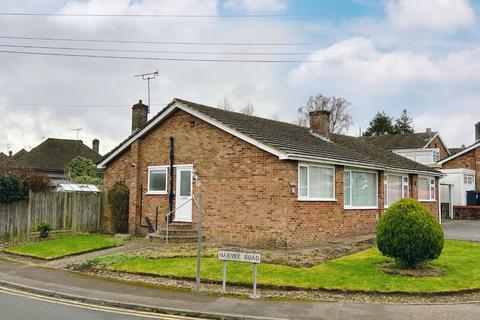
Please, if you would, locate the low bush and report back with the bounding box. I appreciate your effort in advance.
[377,198,444,268]
[107,181,130,233]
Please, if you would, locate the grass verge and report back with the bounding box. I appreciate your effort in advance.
[84,240,480,293]
[5,234,123,260]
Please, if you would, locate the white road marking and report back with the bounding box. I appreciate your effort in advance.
[0,286,202,320]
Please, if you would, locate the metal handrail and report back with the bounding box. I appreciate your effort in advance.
[163,197,194,244]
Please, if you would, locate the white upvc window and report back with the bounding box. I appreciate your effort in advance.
[464,174,475,185]
[418,176,436,201]
[344,169,378,209]
[298,163,335,201]
[384,173,409,207]
[147,166,168,195]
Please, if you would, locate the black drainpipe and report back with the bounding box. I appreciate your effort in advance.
[168,137,174,223]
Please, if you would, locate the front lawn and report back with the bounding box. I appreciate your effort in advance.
[87,240,480,293]
[5,234,123,260]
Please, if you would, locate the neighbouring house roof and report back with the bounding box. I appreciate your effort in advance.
[359,132,442,150]
[448,147,465,155]
[99,98,441,176]
[438,141,480,165]
[12,138,102,172]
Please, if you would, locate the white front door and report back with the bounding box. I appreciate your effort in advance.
[174,166,193,222]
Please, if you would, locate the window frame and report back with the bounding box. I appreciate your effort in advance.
[344,168,379,210]
[464,174,475,185]
[146,165,168,195]
[418,176,436,202]
[297,163,336,201]
[384,173,409,208]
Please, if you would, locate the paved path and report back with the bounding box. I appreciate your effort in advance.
[44,237,151,268]
[442,220,480,241]
[1,258,480,320]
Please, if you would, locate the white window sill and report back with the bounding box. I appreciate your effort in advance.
[344,206,379,210]
[419,199,436,202]
[298,198,337,202]
[146,191,168,195]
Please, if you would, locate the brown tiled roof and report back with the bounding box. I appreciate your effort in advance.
[101,98,440,175]
[13,138,102,172]
[359,132,436,150]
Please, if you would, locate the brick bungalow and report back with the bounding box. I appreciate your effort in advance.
[98,98,442,248]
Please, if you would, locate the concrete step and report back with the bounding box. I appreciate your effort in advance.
[156,229,198,237]
[166,222,195,230]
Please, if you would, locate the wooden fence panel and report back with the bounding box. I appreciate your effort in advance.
[0,192,102,242]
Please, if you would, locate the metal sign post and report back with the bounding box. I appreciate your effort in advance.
[217,250,261,298]
[195,193,203,291]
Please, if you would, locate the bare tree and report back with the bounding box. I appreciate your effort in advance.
[297,94,353,133]
[239,101,255,116]
[217,96,234,111]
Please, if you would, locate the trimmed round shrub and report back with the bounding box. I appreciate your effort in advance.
[107,181,130,233]
[377,198,444,268]
[0,174,27,203]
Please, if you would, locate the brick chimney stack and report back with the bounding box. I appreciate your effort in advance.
[426,128,432,137]
[8,150,12,157]
[475,122,480,142]
[132,100,149,133]
[309,110,331,139]
[92,138,100,154]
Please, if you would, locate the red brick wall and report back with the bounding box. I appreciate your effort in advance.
[103,109,440,247]
[427,135,449,160]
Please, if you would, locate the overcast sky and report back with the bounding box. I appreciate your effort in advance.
[1,0,479,155]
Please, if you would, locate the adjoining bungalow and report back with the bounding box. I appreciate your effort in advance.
[1,138,102,186]
[98,99,442,248]
[360,129,450,166]
[437,123,480,213]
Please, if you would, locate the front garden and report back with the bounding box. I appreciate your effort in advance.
[77,239,479,293]
[5,234,123,260]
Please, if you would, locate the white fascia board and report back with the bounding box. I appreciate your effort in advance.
[97,103,178,168]
[285,154,443,177]
[423,133,439,149]
[438,141,480,165]
[175,102,287,159]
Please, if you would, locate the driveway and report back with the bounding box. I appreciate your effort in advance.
[442,220,480,242]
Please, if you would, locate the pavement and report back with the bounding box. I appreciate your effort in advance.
[1,258,480,320]
[442,219,480,242]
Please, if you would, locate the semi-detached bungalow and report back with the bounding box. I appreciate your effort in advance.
[98,98,442,248]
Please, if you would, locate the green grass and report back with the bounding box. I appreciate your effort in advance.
[89,240,480,293]
[5,234,123,260]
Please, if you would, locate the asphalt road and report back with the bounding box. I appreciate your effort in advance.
[0,287,198,320]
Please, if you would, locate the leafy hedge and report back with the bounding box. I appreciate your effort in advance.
[107,181,130,233]
[0,174,27,203]
[377,198,444,268]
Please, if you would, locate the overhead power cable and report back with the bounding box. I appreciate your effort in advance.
[0,35,315,46]
[0,12,314,18]
[0,49,323,63]
[0,102,167,108]
[0,43,312,55]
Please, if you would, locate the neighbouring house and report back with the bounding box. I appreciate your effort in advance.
[438,122,480,207]
[98,98,442,248]
[360,129,450,166]
[1,138,102,186]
